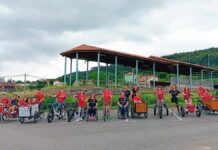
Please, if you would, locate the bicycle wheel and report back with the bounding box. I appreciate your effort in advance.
[159,106,163,119]
[47,112,54,123]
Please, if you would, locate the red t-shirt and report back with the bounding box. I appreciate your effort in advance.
[18,99,28,106]
[77,93,86,108]
[56,92,67,103]
[103,91,112,104]
[202,93,215,102]
[35,92,45,103]
[157,90,164,101]
[183,90,192,100]
[1,98,10,106]
[133,96,142,103]
[198,87,205,97]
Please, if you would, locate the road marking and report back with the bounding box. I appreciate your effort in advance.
[169,109,183,121]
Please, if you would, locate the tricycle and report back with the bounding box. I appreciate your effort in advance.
[131,101,148,119]
[19,104,40,123]
[180,102,201,117]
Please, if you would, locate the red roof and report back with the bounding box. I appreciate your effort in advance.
[60,44,218,74]
[0,82,16,87]
[61,44,155,62]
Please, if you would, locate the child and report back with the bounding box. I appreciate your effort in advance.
[183,86,193,105]
[54,89,67,116]
[74,90,86,122]
[9,94,19,114]
[202,89,216,102]
[102,87,112,118]
[133,92,142,104]
[18,96,28,107]
[35,89,45,110]
[156,87,164,105]
[1,94,10,107]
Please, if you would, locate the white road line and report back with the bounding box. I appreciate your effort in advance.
[169,109,183,121]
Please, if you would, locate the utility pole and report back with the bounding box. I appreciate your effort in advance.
[24,73,27,93]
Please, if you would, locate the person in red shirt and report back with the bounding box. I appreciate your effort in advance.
[156,87,166,113]
[183,86,193,105]
[197,86,206,98]
[54,89,67,116]
[102,87,112,117]
[18,96,28,107]
[35,89,45,111]
[1,94,10,107]
[202,89,216,102]
[156,87,164,105]
[133,92,142,103]
[73,90,86,121]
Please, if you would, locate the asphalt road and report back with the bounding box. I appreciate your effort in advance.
[0,109,218,150]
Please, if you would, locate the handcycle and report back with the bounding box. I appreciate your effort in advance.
[103,105,110,122]
[67,103,76,122]
[19,103,40,123]
[154,100,169,119]
[47,97,66,123]
[180,100,201,117]
[131,100,148,119]
[86,107,98,122]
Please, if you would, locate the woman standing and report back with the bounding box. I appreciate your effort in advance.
[74,90,86,122]
[169,85,180,114]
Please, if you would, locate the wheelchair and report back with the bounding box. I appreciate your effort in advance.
[117,105,128,119]
[86,107,98,122]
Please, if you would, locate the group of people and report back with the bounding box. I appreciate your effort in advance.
[0,89,45,115]
[156,84,216,114]
[0,85,217,120]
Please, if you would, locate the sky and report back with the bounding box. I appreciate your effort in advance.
[0,0,218,81]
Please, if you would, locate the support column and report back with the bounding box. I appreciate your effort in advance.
[136,60,139,86]
[76,53,79,86]
[210,71,213,90]
[24,73,27,93]
[189,67,193,90]
[86,61,89,81]
[115,56,118,87]
[176,64,180,88]
[106,63,108,84]
[64,57,67,86]
[153,63,156,89]
[132,68,135,84]
[69,58,72,86]
[97,53,100,87]
[201,70,204,87]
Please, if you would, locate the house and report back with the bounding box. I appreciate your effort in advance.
[53,81,64,86]
[125,72,136,83]
[138,75,159,87]
[0,82,16,92]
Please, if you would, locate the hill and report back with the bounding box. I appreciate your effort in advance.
[163,47,218,68]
